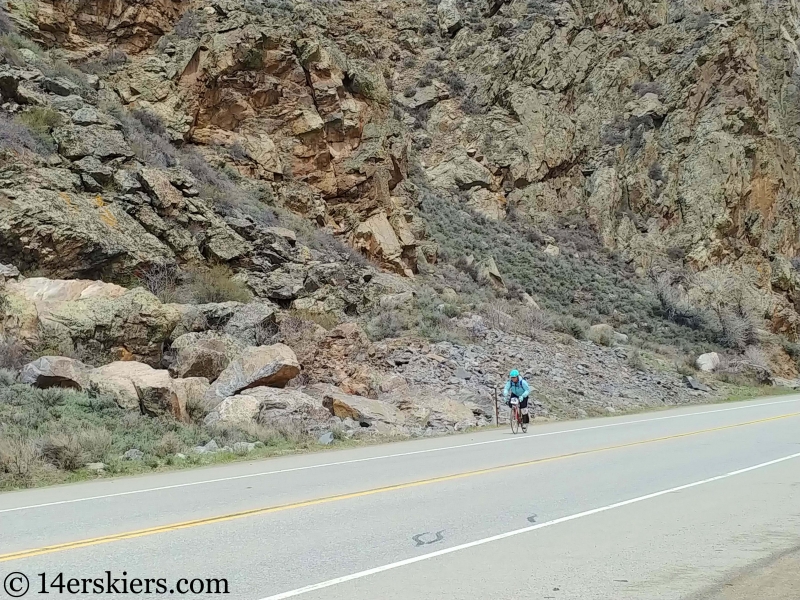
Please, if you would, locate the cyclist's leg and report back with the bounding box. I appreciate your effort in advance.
[520,397,529,424]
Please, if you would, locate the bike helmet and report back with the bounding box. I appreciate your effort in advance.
[509,369,519,378]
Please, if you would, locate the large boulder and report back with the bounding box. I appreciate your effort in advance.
[204,344,300,406]
[172,377,210,422]
[168,301,243,339]
[394,392,482,430]
[20,356,91,389]
[222,302,277,345]
[88,361,184,419]
[7,280,181,365]
[696,352,721,372]
[205,386,328,429]
[254,387,330,427]
[437,0,463,36]
[206,394,262,427]
[170,332,244,381]
[308,384,406,428]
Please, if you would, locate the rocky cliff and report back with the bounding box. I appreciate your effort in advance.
[6,0,800,336]
[1,0,799,406]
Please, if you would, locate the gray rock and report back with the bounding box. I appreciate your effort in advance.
[123,449,144,461]
[50,94,85,112]
[170,332,244,381]
[53,124,133,161]
[204,439,220,453]
[455,366,471,380]
[437,0,463,35]
[684,376,711,392]
[20,356,91,390]
[175,453,187,460]
[232,441,256,454]
[318,431,335,445]
[86,462,106,472]
[0,262,20,278]
[74,156,114,184]
[81,173,103,192]
[72,107,105,126]
[223,302,277,345]
[113,169,142,193]
[696,352,720,372]
[205,344,300,406]
[43,77,81,97]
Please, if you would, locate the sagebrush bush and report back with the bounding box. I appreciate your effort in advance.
[80,48,128,75]
[0,114,50,156]
[16,106,62,151]
[289,309,339,330]
[188,265,252,304]
[137,263,180,304]
[555,315,587,340]
[0,435,40,479]
[0,373,315,489]
[365,310,409,341]
[41,432,85,471]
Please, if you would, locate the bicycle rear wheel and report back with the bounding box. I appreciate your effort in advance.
[510,406,519,434]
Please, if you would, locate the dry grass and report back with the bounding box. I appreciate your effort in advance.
[188,265,252,304]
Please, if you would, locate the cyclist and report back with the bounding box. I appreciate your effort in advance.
[503,369,530,425]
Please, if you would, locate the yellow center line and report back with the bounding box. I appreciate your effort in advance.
[3,411,798,563]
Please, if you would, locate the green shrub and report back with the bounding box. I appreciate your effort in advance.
[419,187,716,353]
[587,324,614,346]
[365,310,408,341]
[155,431,184,457]
[289,309,339,330]
[41,432,85,471]
[555,316,587,340]
[188,265,252,304]
[628,349,645,370]
[17,107,63,137]
[0,435,40,479]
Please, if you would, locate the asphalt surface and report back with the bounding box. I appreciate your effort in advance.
[2,396,800,600]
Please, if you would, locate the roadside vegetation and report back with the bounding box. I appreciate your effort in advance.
[0,367,322,491]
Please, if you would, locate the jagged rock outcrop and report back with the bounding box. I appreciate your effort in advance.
[10,0,186,52]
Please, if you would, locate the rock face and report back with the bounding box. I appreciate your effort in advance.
[23,0,186,52]
[170,332,244,381]
[89,361,183,419]
[6,279,180,365]
[205,344,300,407]
[27,1,427,274]
[20,356,90,389]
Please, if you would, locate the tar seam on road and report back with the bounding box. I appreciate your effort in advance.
[1,410,798,564]
[258,450,800,600]
[2,397,799,515]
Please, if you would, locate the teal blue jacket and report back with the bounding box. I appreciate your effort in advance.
[503,378,530,399]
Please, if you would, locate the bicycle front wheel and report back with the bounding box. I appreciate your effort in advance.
[510,407,519,434]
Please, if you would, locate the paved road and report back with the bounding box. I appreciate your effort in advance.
[2,396,800,599]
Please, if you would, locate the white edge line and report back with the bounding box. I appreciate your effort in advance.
[1,397,798,514]
[259,451,800,600]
